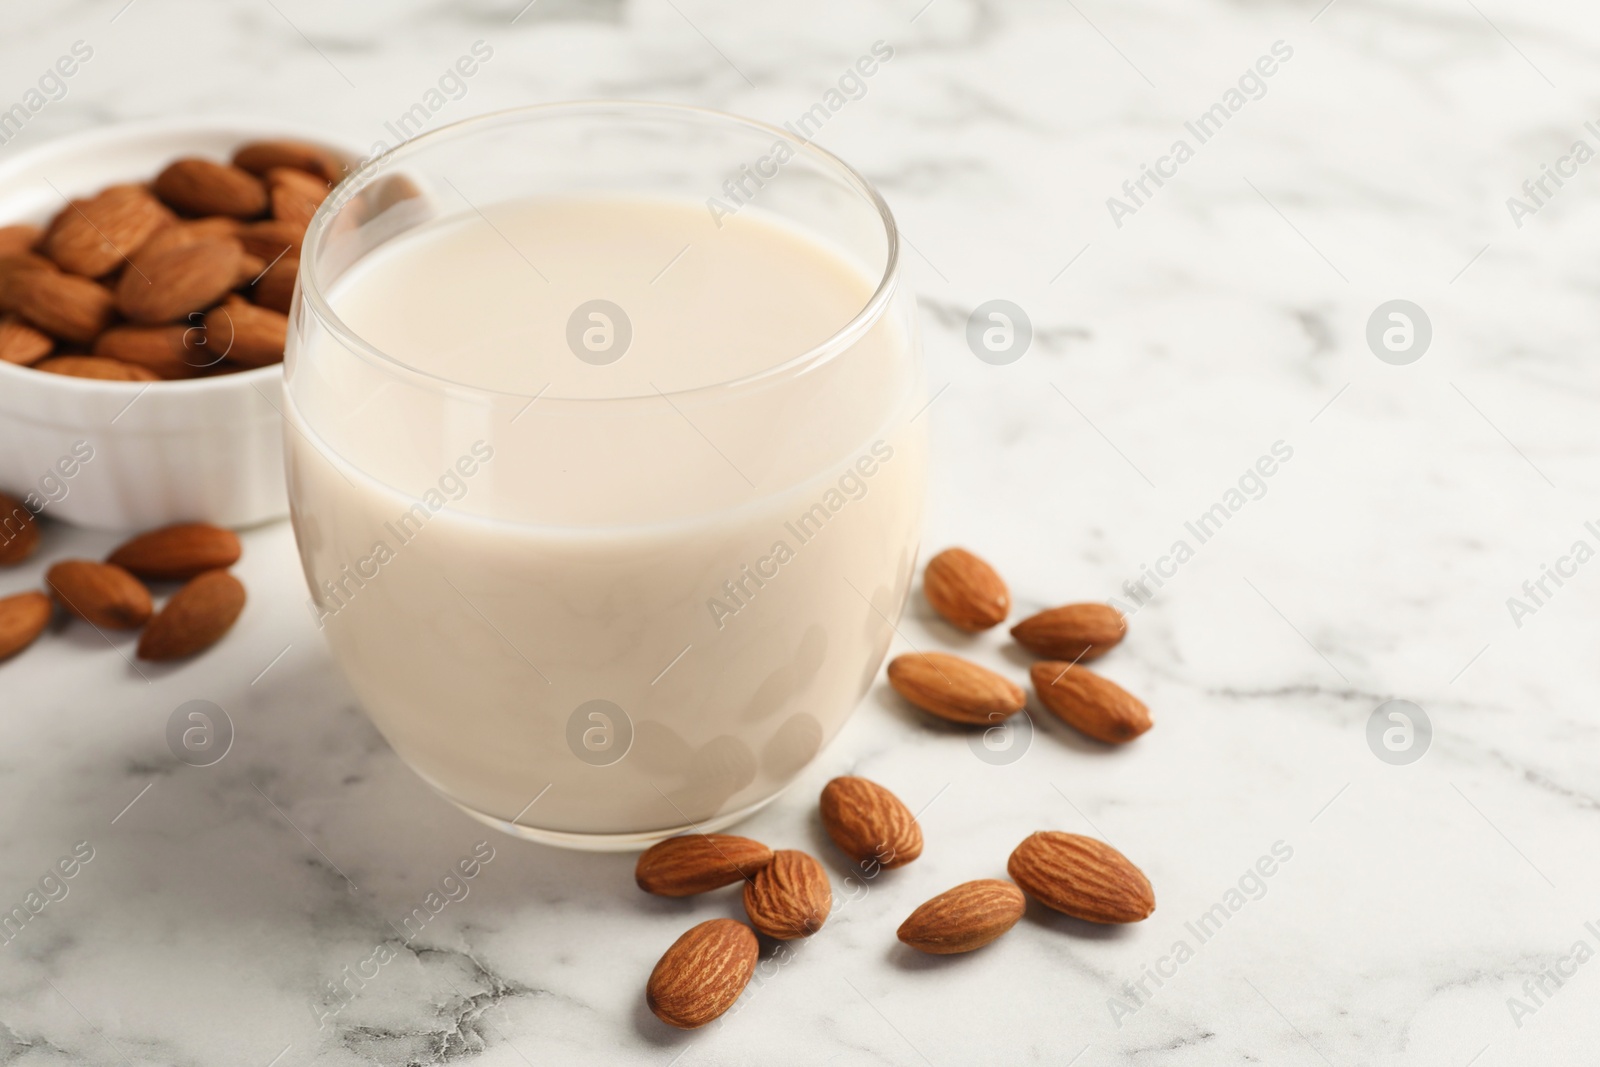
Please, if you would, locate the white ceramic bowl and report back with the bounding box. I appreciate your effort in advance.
[0,119,355,530]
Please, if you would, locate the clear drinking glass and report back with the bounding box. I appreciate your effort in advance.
[285,102,924,849]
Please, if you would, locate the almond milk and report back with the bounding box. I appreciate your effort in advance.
[285,195,923,843]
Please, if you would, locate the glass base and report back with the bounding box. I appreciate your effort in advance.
[444,791,785,852]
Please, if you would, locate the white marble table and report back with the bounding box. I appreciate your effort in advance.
[4,1,1600,1064]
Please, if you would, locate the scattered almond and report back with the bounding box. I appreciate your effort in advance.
[0,591,51,661]
[36,356,159,382]
[116,237,242,324]
[897,879,1026,954]
[0,315,52,365]
[94,325,203,379]
[742,849,831,940]
[41,184,174,278]
[923,547,1010,631]
[1029,662,1150,743]
[4,519,248,666]
[887,651,1025,726]
[1012,603,1126,662]
[0,224,41,258]
[1007,831,1155,924]
[108,523,242,581]
[819,776,922,870]
[635,833,773,897]
[0,492,40,566]
[152,158,268,218]
[265,166,329,228]
[137,569,246,660]
[206,295,286,367]
[646,918,759,1029]
[232,139,345,183]
[46,560,152,629]
[251,253,297,314]
[12,270,115,342]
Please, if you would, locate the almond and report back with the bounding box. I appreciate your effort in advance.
[1029,662,1150,743]
[135,217,240,260]
[819,776,922,870]
[116,237,242,324]
[137,569,246,660]
[232,139,345,183]
[1007,831,1155,924]
[38,198,83,250]
[646,918,758,1029]
[0,315,52,365]
[238,219,305,261]
[923,547,1010,631]
[897,879,1026,954]
[265,166,330,228]
[635,833,773,897]
[742,849,831,939]
[94,325,203,379]
[177,316,230,370]
[1012,603,1126,662]
[206,295,286,367]
[887,651,1025,726]
[234,252,267,288]
[46,560,152,629]
[0,253,54,313]
[0,492,40,566]
[0,591,51,661]
[153,158,268,218]
[0,224,41,257]
[108,523,242,581]
[36,356,159,382]
[12,270,114,342]
[251,253,297,314]
[42,184,174,278]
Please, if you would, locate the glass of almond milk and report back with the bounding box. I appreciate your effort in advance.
[284,103,924,849]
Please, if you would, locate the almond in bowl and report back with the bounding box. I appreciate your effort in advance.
[6,136,339,380]
[0,122,359,529]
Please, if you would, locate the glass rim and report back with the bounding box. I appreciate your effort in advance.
[298,100,902,406]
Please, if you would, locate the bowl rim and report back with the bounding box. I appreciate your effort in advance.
[0,117,356,397]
